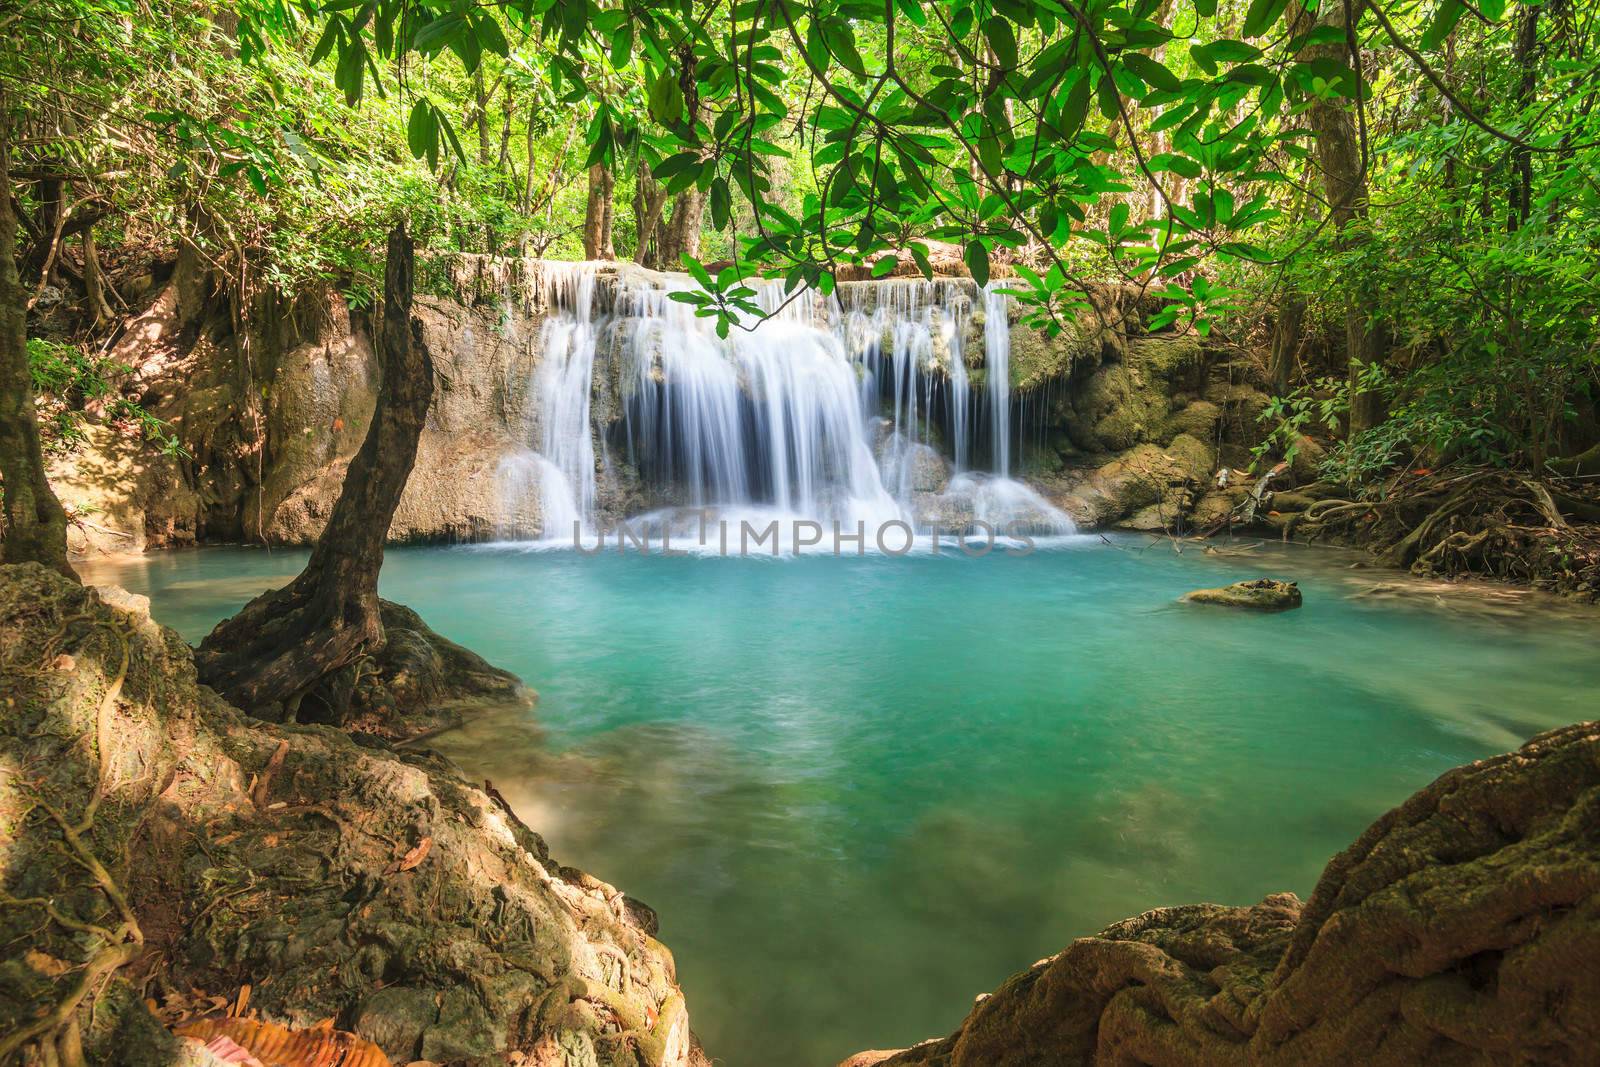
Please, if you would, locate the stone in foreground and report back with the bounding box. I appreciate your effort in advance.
[0,563,700,1066]
[1181,577,1303,610]
[843,719,1600,1066]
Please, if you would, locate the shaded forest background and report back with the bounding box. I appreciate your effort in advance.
[3,0,1599,569]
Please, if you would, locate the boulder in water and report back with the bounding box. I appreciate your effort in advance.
[1181,577,1302,610]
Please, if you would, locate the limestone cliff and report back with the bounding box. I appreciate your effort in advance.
[44,258,1277,555]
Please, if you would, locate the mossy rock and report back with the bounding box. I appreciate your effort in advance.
[1289,435,1329,484]
[1125,335,1204,391]
[1066,364,1173,451]
[1191,489,1242,529]
[1206,382,1272,450]
[1181,578,1303,611]
[1006,320,1102,390]
[1161,400,1222,441]
[1163,433,1216,483]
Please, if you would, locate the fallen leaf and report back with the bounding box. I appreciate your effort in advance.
[176,1017,391,1067]
[398,836,432,872]
[200,1035,265,1066]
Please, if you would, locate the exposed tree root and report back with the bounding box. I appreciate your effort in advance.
[0,612,143,1064]
[1275,467,1600,599]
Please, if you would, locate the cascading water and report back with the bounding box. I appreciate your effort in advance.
[984,284,1012,479]
[499,264,602,540]
[502,263,1074,546]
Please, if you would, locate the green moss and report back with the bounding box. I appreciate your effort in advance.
[1009,320,1100,391]
[1125,335,1203,390]
[1164,433,1216,483]
[1181,578,1303,611]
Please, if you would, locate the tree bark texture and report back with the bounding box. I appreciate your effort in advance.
[0,114,76,580]
[1297,0,1383,434]
[195,224,433,715]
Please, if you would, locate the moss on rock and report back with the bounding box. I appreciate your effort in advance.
[0,564,703,1067]
[1181,577,1303,610]
[1125,334,1204,391]
[1161,399,1222,442]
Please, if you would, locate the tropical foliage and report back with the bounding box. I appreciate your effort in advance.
[3,0,1598,479]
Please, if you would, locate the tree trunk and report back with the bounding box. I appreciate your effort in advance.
[659,186,705,265]
[1268,297,1306,396]
[23,175,63,281]
[634,164,668,266]
[0,114,76,580]
[1507,4,1540,232]
[81,223,114,328]
[1297,0,1382,434]
[195,224,433,716]
[473,68,493,167]
[583,163,615,260]
[657,51,708,267]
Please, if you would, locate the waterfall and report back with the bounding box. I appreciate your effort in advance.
[984,285,1012,478]
[504,263,1074,544]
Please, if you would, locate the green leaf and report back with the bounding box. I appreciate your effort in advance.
[648,72,684,124]
[908,242,933,279]
[821,19,867,76]
[1057,75,1092,138]
[1109,202,1130,236]
[406,99,436,160]
[412,12,463,54]
[309,17,342,66]
[710,177,732,230]
[1123,52,1181,93]
[653,152,700,180]
[1242,0,1290,39]
[1096,72,1120,121]
[1421,0,1465,49]
[682,254,715,289]
[983,16,1017,69]
[964,240,990,287]
[473,14,508,58]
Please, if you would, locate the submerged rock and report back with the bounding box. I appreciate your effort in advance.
[0,563,702,1066]
[1182,577,1303,611]
[844,719,1600,1065]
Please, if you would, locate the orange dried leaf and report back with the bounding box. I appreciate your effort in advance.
[397,836,432,872]
[175,1017,391,1067]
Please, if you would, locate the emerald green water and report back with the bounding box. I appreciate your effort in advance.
[81,541,1599,1066]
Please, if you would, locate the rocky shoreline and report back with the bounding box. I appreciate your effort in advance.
[842,718,1600,1066]
[0,562,705,1066]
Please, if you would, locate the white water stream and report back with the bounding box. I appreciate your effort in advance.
[501,264,1073,545]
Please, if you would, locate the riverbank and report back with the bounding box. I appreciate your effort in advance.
[7,551,1599,1064]
[0,562,704,1066]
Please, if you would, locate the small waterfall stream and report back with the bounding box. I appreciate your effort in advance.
[502,263,1074,545]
